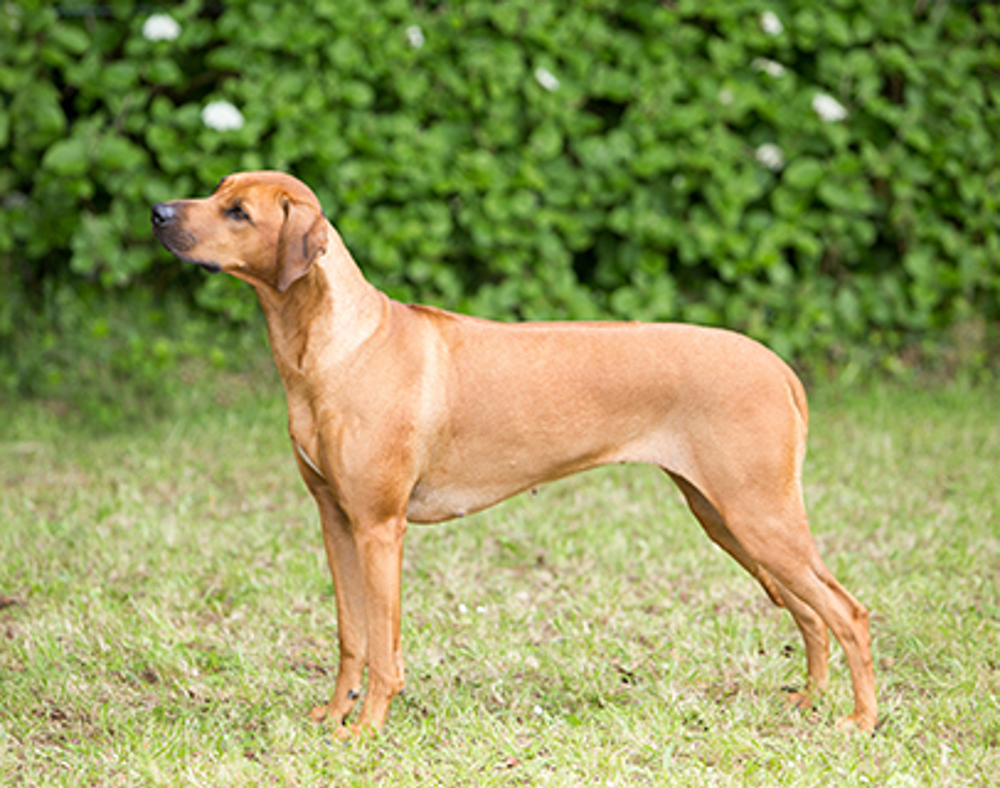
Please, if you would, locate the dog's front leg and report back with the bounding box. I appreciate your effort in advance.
[338,512,408,737]
[301,480,369,727]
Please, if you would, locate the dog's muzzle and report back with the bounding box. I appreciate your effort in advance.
[151,202,196,252]
[151,202,216,271]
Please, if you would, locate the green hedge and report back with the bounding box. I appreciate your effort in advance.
[2,0,999,402]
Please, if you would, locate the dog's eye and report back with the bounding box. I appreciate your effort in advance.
[225,204,250,221]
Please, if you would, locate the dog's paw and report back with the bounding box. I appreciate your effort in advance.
[309,691,362,726]
[783,688,813,711]
[835,713,877,735]
[333,722,379,742]
[308,704,331,724]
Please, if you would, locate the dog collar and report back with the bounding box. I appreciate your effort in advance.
[294,440,327,482]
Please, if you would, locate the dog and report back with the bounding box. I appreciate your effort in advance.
[151,171,876,736]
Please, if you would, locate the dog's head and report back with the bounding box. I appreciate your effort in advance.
[151,171,327,293]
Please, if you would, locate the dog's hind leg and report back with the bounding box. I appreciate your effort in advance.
[740,511,876,732]
[686,473,876,732]
[667,471,831,706]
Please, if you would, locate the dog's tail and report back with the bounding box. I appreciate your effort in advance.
[785,366,809,481]
[788,369,809,433]
[752,369,809,613]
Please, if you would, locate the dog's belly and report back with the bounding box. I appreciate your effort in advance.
[403,429,687,525]
[405,481,513,523]
[405,469,597,524]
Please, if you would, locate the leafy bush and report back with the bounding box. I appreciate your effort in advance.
[2,0,998,409]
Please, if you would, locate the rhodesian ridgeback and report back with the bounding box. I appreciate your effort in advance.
[151,171,876,735]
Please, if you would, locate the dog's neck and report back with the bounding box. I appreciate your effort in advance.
[253,223,386,379]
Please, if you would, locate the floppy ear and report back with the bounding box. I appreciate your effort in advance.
[275,199,327,293]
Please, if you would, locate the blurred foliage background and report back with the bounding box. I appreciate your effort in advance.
[1,0,998,423]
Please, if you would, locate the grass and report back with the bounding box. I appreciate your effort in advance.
[1,377,998,786]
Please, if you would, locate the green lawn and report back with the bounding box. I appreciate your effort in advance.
[1,380,998,786]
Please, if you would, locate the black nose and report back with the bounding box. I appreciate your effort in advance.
[151,202,176,226]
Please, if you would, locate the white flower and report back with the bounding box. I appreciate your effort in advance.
[755,143,785,171]
[751,57,786,77]
[458,603,469,614]
[812,93,847,122]
[760,11,783,36]
[201,100,244,131]
[142,13,181,42]
[533,705,544,716]
[405,25,424,49]
[718,88,734,106]
[534,67,560,92]
[3,191,27,209]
